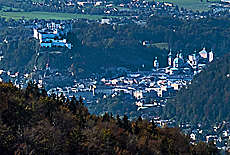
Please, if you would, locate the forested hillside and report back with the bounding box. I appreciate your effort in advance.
[70,16,230,76]
[163,52,230,129]
[0,82,218,154]
[2,16,230,77]
[87,91,139,118]
[74,16,230,55]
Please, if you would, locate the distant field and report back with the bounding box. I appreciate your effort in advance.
[0,11,120,20]
[157,0,220,11]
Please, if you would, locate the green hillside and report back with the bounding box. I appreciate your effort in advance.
[0,11,120,20]
[163,52,230,129]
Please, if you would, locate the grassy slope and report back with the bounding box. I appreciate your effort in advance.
[157,0,219,11]
[0,11,121,20]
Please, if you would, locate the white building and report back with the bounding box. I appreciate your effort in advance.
[33,22,73,49]
[221,0,230,3]
[101,18,111,24]
[40,41,52,48]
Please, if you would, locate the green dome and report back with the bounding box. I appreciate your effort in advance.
[173,57,183,65]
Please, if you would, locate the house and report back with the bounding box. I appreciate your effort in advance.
[94,86,115,95]
[190,133,197,141]
[206,135,218,144]
[142,40,150,46]
[95,1,103,6]
[75,91,94,100]
[101,18,111,24]
[40,40,52,48]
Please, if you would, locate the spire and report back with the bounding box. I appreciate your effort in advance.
[168,50,173,67]
[168,49,172,56]
[193,49,197,57]
[46,60,50,71]
[209,49,214,62]
[179,52,183,59]
[154,56,159,70]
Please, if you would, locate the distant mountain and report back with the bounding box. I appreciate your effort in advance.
[163,53,230,129]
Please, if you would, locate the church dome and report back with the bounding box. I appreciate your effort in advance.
[173,57,183,64]
[173,57,184,68]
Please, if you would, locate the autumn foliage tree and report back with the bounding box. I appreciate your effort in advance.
[0,82,217,154]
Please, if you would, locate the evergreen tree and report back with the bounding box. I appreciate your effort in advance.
[122,115,132,133]
[67,126,86,154]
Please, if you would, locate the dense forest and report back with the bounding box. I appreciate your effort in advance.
[87,91,139,118]
[73,16,230,55]
[163,52,230,129]
[69,16,230,76]
[0,82,219,154]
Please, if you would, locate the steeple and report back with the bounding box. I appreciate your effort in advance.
[154,56,159,70]
[46,61,50,71]
[209,49,214,62]
[193,49,197,57]
[193,50,198,70]
[168,48,172,56]
[179,50,184,62]
[168,48,173,67]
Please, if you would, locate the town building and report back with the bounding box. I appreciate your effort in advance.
[33,22,73,49]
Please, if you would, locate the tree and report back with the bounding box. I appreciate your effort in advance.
[67,126,86,154]
[116,115,122,127]
[148,120,157,136]
[122,115,132,133]
[68,95,78,115]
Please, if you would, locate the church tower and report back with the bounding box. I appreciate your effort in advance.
[154,56,159,70]
[46,62,50,71]
[168,48,173,67]
[173,54,180,68]
[173,50,184,68]
[179,50,184,61]
[193,50,199,73]
[209,49,214,62]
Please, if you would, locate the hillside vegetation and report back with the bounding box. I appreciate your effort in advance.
[2,16,230,77]
[163,52,230,129]
[0,82,219,154]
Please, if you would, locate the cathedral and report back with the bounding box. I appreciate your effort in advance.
[153,48,214,75]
